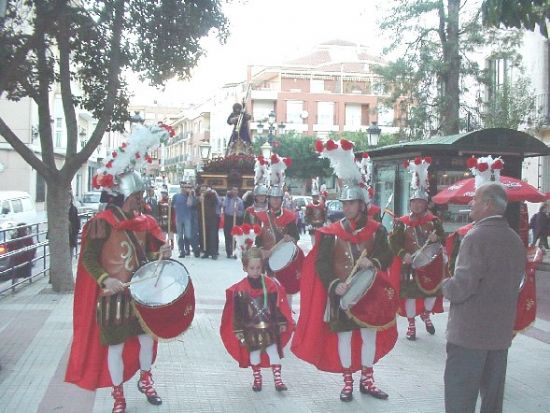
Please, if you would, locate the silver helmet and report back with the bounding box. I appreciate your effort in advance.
[268,185,284,197]
[409,188,429,202]
[338,185,365,202]
[118,171,146,199]
[253,184,268,196]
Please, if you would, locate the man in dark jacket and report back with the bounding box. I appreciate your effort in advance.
[442,183,525,413]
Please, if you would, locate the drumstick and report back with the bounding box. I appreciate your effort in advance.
[412,230,437,258]
[153,250,165,287]
[344,249,368,284]
[101,275,158,294]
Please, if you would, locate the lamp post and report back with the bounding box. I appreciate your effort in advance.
[79,128,87,148]
[260,141,272,158]
[197,140,212,174]
[256,110,286,151]
[367,121,382,146]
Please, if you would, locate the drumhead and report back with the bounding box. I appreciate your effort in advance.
[411,243,442,269]
[340,268,376,311]
[130,259,190,307]
[269,242,297,272]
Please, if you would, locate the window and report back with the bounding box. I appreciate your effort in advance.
[311,79,324,93]
[1,201,10,215]
[56,131,62,148]
[317,102,334,125]
[345,104,361,127]
[56,118,62,128]
[11,199,23,213]
[286,101,303,124]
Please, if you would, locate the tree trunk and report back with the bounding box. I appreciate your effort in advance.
[443,0,461,135]
[46,179,74,292]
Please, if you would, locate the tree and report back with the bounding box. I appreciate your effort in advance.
[376,0,522,139]
[482,77,537,129]
[0,1,228,292]
[482,0,550,38]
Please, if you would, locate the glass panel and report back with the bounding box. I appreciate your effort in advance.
[375,166,396,231]
[11,199,23,213]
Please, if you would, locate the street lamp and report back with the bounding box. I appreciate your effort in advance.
[199,140,212,161]
[256,110,286,145]
[260,141,272,158]
[79,128,87,148]
[367,122,382,146]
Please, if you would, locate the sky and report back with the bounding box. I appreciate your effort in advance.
[129,0,390,106]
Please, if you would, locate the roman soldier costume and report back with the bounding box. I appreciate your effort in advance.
[255,154,303,301]
[243,185,268,225]
[305,177,326,245]
[292,139,398,402]
[220,269,295,391]
[66,124,173,413]
[389,156,445,341]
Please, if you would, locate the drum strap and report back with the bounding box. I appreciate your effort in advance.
[111,207,148,266]
[267,211,283,242]
[342,219,363,262]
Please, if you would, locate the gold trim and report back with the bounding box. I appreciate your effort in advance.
[345,309,397,331]
[97,272,109,287]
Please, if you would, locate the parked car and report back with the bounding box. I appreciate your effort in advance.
[0,222,36,281]
[0,191,40,227]
[79,191,102,214]
[326,199,344,223]
[292,196,312,211]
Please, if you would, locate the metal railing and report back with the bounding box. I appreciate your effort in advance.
[0,212,93,296]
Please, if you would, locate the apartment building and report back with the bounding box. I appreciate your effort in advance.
[247,40,399,139]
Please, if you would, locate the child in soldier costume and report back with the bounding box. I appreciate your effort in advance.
[220,247,295,392]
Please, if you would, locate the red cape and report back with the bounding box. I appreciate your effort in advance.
[367,204,381,218]
[220,276,295,368]
[391,213,444,317]
[398,212,437,227]
[291,221,397,373]
[65,210,165,390]
[255,208,296,227]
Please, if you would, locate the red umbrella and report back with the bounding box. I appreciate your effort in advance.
[433,176,546,205]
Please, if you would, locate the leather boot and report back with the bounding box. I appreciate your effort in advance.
[359,366,389,399]
[252,364,262,392]
[111,384,126,413]
[271,364,287,391]
[340,369,353,402]
[137,370,162,405]
[420,311,436,335]
[406,317,416,341]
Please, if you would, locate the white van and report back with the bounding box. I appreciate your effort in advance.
[0,191,40,228]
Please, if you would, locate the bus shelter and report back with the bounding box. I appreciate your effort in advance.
[364,128,550,232]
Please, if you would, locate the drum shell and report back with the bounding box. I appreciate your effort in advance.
[130,259,195,340]
[412,249,445,295]
[347,273,399,329]
[268,242,303,294]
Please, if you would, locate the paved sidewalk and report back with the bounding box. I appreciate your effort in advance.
[0,234,549,412]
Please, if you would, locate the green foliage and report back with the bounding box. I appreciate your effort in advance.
[482,0,550,38]
[482,77,537,129]
[253,134,332,179]
[376,0,524,139]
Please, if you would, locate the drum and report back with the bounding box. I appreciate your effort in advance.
[411,243,445,294]
[268,241,303,294]
[130,259,195,340]
[411,243,442,269]
[345,271,399,329]
[340,268,376,311]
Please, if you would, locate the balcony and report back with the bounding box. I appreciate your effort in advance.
[251,89,278,100]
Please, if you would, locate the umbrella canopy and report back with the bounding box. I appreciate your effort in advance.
[432,176,546,205]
